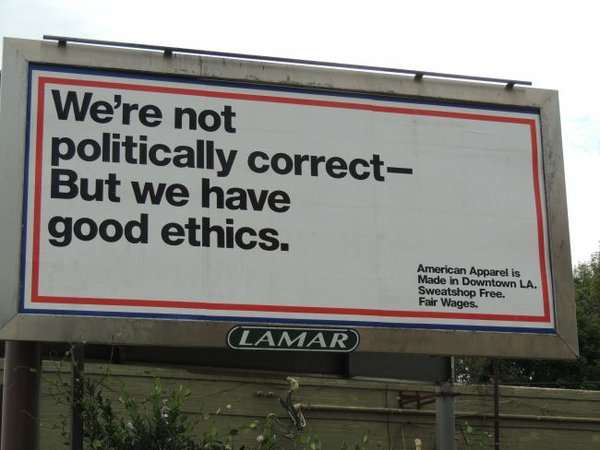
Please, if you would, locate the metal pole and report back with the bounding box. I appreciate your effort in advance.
[42,35,533,88]
[493,359,500,450]
[70,344,85,450]
[1,341,42,450]
[436,381,456,450]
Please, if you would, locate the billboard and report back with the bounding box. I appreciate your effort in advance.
[0,38,578,358]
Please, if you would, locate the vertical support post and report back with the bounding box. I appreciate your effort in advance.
[70,344,85,450]
[435,381,456,450]
[1,341,42,450]
[493,358,500,450]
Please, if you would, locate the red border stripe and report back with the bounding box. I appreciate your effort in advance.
[31,80,46,300]
[34,295,550,322]
[40,77,535,124]
[30,75,552,324]
[530,124,551,320]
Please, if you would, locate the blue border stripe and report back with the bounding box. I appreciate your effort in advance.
[22,307,556,334]
[19,65,35,314]
[21,64,550,335]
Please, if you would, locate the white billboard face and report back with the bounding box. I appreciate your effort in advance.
[20,65,554,333]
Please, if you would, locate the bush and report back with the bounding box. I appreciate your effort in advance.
[50,362,377,450]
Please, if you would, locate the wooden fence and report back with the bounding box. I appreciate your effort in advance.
[5,360,600,449]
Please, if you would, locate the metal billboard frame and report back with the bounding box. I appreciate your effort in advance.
[0,37,578,358]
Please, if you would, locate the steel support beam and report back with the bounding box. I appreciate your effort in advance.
[1,341,42,450]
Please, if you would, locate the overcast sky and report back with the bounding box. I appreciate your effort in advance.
[1,0,598,266]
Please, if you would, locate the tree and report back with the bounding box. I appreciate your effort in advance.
[457,248,600,389]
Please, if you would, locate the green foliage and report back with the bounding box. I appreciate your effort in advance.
[456,248,600,389]
[340,433,376,450]
[460,421,492,450]
[70,376,204,450]
[572,250,600,386]
[50,363,379,450]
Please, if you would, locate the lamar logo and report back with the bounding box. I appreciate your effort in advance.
[227,326,360,352]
